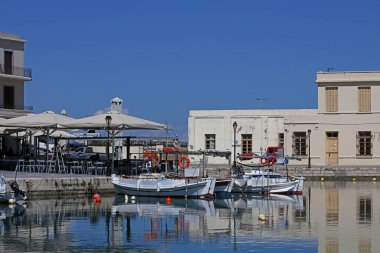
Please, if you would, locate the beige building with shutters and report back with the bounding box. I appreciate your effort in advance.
[188,71,380,167]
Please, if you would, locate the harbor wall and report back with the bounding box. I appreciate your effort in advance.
[207,166,380,181]
[16,176,114,198]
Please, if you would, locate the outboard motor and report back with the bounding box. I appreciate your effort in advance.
[9,180,26,197]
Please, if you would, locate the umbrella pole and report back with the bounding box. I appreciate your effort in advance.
[111,130,115,175]
[46,129,49,172]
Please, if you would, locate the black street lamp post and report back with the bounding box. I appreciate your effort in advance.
[307,129,311,168]
[105,115,112,176]
[233,121,238,171]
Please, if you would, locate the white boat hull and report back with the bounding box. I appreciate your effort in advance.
[214,179,235,195]
[112,174,215,198]
[232,177,303,194]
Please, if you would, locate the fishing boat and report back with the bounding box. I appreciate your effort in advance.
[112,173,216,199]
[232,170,304,194]
[232,153,304,195]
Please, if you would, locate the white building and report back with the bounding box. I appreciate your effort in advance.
[188,71,380,167]
[0,32,32,118]
[188,109,316,165]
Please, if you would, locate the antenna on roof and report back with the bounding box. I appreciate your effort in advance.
[327,67,335,72]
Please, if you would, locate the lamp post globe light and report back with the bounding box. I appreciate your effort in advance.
[233,121,238,171]
[105,115,112,176]
[307,129,311,168]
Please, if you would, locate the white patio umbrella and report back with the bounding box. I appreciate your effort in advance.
[61,110,167,130]
[0,111,75,162]
[0,111,74,128]
[61,110,168,175]
[10,129,76,138]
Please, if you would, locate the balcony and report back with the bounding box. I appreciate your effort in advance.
[0,104,33,111]
[0,64,32,81]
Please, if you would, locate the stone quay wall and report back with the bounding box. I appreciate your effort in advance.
[15,177,114,198]
[207,166,380,181]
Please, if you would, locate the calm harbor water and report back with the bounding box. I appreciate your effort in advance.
[1,181,379,253]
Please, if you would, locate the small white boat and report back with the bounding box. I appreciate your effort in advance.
[112,173,216,199]
[232,170,304,194]
[0,176,27,204]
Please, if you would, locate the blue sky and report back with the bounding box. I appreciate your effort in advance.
[2,1,380,139]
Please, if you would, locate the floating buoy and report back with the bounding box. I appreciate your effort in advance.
[8,198,16,204]
[258,213,266,221]
[321,177,324,181]
[372,177,377,181]
[93,193,101,202]
[131,196,136,200]
[352,178,356,181]
[125,195,129,203]
[166,197,171,204]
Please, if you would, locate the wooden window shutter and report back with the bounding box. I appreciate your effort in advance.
[358,87,371,112]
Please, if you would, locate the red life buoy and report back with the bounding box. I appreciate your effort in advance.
[261,158,275,166]
[178,156,190,169]
[149,153,160,168]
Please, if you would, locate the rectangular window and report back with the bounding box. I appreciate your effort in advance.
[358,87,371,112]
[241,134,252,154]
[278,133,284,148]
[292,132,307,156]
[357,131,372,156]
[4,51,13,75]
[205,134,216,150]
[325,87,338,112]
[357,196,372,224]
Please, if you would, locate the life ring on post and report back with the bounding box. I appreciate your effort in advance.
[178,156,190,169]
[149,153,160,168]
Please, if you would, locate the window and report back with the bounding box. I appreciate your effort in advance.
[241,134,252,154]
[325,87,338,112]
[358,87,371,112]
[357,196,372,224]
[357,131,372,156]
[278,133,284,148]
[292,132,307,156]
[205,134,216,149]
[4,51,13,75]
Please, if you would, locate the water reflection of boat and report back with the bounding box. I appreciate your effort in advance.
[214,194,304,211]
[0,203,26,220]
[112,173,216,199]
[112,195,216,216]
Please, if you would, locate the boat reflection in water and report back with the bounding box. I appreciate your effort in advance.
[111,193,306,248]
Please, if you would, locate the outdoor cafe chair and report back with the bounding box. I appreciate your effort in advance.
[86,161,96,175]
[17,159,25,172]
[69,161,84,174]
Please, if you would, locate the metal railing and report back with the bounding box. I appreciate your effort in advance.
[0,103,33,111]
[0,64,32,79]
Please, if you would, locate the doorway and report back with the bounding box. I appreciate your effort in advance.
[326,132,338,165]
[4,86,15,109]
